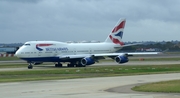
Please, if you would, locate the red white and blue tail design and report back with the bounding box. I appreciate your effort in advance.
[105,19,126,46]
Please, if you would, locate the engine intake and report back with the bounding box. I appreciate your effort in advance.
[81,57,95,66]
[115,55,129,64]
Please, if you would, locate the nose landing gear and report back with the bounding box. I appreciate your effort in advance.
[28,63,33,69]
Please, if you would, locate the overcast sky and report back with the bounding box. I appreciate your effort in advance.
[0,0,180,43]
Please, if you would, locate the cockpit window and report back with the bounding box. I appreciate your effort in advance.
[24,44,31,46]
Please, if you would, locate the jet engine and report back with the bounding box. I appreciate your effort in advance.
[81,57,95,66]
[115,55,129,64]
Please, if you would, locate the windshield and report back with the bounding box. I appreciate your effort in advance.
[24,44,31,46]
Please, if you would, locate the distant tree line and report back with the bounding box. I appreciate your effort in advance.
[119,42,180,52]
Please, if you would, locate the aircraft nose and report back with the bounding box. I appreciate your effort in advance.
[15,50,20,57]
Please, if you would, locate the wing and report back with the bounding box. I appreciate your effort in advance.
[59,52,160,59]
[58,52,160,66]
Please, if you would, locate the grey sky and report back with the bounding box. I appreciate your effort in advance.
[0,0,180,43]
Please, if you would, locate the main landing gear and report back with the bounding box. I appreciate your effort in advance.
[55,62,62,67]
[67,63,75,67]
[67,61,85,67]
[54,61,85,67]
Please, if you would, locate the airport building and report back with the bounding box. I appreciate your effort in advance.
[0,47,19,54]
[0,43,22,54]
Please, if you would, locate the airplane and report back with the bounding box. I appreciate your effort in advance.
[15,18,159,69]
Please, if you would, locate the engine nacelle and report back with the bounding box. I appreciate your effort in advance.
[81,57,95,66]
[115,55,129,64]
[32,62,43,65]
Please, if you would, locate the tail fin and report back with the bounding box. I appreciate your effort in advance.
[105,18,126,46]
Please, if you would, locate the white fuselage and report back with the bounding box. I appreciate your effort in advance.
[15,41,121,59]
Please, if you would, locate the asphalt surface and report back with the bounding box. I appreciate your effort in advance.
[1,73,180,98]
[1,54,180,98]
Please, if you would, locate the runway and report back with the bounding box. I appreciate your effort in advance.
[0,73,180,98]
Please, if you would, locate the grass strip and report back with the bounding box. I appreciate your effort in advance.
[1,64,180,83]
[132,80,180,93]
[0,64,26,68]
[0,57,20,61]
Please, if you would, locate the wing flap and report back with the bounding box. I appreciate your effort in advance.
[127,52,161,55]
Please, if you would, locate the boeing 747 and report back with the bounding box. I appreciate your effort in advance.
[15,18,159,69]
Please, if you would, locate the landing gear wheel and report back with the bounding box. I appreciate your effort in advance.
[58,64,62,67]
[76,61,85,67]
[67,64,75,67]
[55,63,62,67]
[55,64,57,67]
[28,64,33,69]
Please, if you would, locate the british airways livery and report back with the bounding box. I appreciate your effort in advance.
[15,18,159,69]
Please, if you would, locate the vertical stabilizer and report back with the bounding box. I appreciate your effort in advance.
[105,19,126,46]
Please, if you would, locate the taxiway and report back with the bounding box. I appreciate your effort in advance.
[0,73,180,98]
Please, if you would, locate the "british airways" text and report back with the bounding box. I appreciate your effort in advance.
[45,47,68,51]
